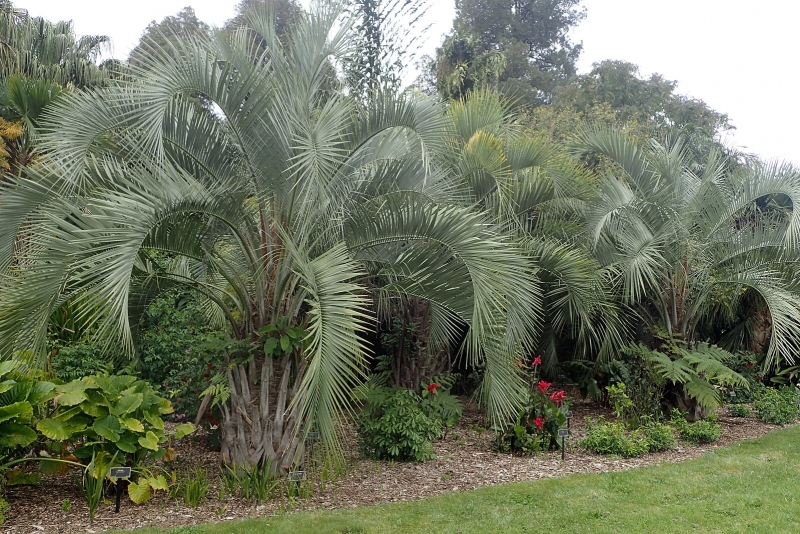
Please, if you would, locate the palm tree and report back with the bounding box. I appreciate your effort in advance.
[436,92,625,372]
[0,2,540,471]
[0,0,112,88]
[572,128,800,371]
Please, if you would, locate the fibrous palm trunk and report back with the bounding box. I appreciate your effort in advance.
[220,353,306,473]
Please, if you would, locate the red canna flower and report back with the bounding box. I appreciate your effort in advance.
[537,380,551,393]
[549,390,566,405]
[427,383,439,394]
[533,417,544,430]
[532,356,542,366]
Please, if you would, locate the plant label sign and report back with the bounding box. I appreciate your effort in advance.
[729,390,736,397]
[306,431,320,441]
[288,470,306,482]
[558,428,569,438]
[110,467,131,479]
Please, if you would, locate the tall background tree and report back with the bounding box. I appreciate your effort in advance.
[432,0,585,105]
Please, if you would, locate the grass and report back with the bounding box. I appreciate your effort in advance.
[126,426,800,534]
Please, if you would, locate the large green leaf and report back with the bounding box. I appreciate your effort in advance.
[0,422,37,448]
[57,380,89,406]
[37,418,74,440]
[137,431,160,451]
[121,417,144,433]
[0,401,33,424]
[173,423,195,440]
[92,415,123,442]
[110,393,143,417]
[128,478,151,504]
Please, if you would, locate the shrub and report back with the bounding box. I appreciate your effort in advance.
[639,420,676,452]
[581,418,649,457]
[753,386,800,425]
[419,378,464,431]
[728,404,751,418]
[50,340,113,381]
[138,291,230,419]
[494,357,570,454]
[0,360,56,465]
[358,387,441,461]
[671,412,721,443]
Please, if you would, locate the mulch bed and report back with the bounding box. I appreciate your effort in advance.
[3,388,789,533]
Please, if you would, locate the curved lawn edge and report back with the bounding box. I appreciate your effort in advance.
[117,425,800,534]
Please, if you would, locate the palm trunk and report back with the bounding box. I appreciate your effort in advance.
[220,353,306,473]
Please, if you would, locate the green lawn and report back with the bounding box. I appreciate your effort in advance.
[130,427,800,534]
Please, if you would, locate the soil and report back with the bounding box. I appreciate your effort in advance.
[2,389,790,533]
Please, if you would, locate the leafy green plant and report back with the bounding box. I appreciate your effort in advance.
[358,387,441,461]
[671,411,721,444]
[49,340,113,381]
[0,495,7,525]
[78,452,112,523]
[753,386,800,425]
[419,376,463,433]
[60,498,72,512]
[182,468,209,508]
[581,418,649,458]
[224,461,281,504]
[494,357,570,454]
[630,341,749,412]
[728,404,751,418]
[36,373,194,504]
[582,417,675,457]
[138,291,230,420]
[639,419,676,452]
[0,360,56,464]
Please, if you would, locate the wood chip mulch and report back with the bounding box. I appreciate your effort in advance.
[2,388,790,534]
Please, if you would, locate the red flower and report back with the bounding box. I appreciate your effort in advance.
[743,362,754,368]
[549,390,566,405]
[533,417,544,430]
[427,383,439,394]
[537,380,551,393]
[532,356,542,367]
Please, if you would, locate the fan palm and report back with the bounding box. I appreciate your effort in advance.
[0,0,111,88]
[0,2,540,471]
[436,92,625,372]
[572,128,800,370]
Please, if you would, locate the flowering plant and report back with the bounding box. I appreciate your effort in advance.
[494,356,570,453]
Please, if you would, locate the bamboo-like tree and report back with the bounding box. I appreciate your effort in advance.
[0,2,540,471]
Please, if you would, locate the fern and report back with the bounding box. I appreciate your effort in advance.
[633,342,749,410]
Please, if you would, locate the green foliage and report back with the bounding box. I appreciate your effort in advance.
[138,291,230,420]
[581,417,675,457]
[49,341,112,381]
[358,388,441,462]
[639,419,677,452]
[494,377,570,454]
[0,494,8,525]
[581,418,649,458]
[419,376,463,430]
[753,386,800,425]
[0,360,55,462]
[36,372,195,501]
[259,316,306,358]
[223,461,280,504]
[182,468,210,508]
[728,404,751,418]
[671,411,721,444]
[628,342,748,411]
[78,452,110,524]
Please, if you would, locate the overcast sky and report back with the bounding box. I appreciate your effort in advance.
[17,0,800,166]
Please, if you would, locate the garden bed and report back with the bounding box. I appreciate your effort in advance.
[2,389,788,533]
